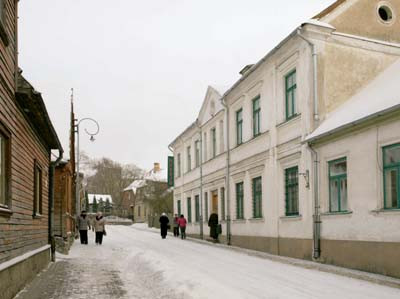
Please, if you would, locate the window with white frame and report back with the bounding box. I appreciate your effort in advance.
[285,166,299,216]
[195,140,200,167]
[236,108,243,145]
[176,153,181,177]
[211,127,216,158]
[203,132,207,161]
[236,182,244,219]
[252,177,262,218]
[186,146,191,172]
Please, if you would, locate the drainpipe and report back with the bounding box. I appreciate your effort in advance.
[196,119,204,239]
[308,144,321,259]
[297,28,319,122]
[220,97,231,245]
[49,148,64,262]
[298,27,321,259]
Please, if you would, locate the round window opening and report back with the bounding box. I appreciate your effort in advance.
[378,5,393,23]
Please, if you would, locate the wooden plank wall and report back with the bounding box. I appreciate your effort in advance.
[0,0,51,264]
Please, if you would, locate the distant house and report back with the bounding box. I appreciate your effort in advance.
[88,194,113,216]
[123,163,172,223]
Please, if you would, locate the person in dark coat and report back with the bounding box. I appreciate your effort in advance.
[208,212,219,242]
[159,212,169,239]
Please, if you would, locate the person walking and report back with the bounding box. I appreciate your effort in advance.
[178,214,187,240]
[208,211,219,242]
[94,212,106,245]
[173,214,180,237]
[159,212,170,239]
[76,210,91,245]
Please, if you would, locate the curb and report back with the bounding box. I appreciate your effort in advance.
[132,225,400,289]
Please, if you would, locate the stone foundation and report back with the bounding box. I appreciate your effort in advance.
[0,245,51,299]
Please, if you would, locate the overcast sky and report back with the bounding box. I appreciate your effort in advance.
[18,0,335,170]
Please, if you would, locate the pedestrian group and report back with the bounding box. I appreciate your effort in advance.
[76,211,107,245]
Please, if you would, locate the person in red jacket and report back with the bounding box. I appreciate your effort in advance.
[178,214,187,240]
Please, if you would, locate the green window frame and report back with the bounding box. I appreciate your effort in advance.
[285,69,297,120]
[329,158,348,213]
[252,177,262,218]
[211,128,216,158]
[252,96,261,137]
[204,192,208,221]
[221,187,225,221]
[195,140,200,167]
[187,197,192,223]
[285,166,299,216]
[383,143,400,209]
[0,123,11,209]
[177,199,181,216]
[236,182,244,219]
[195,195,200,222]
[236,109,243,145]
[187,146,191,172]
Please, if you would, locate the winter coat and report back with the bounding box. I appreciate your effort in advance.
[94,216,106,232]
[178,217,187,228]
[173,217,179,228]
[159,215,170,236]
[77,215,91,231]
[208,213,219,239]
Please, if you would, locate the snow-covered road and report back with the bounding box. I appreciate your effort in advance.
[62,224,400,299]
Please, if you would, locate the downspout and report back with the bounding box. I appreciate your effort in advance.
[49,148,64,262]
[308,144,320,259]
[196,119,204,239]
[220,97,231,245]
[297,27,321,259]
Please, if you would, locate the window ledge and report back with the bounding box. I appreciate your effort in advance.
[276,114,301,128]
[0,207,13,217]
[321,211,353,216]
[233,219,246,223]
[249,217,264,223]
[371,209,400,215]
[280,214,302,221]
[33,213,43,219]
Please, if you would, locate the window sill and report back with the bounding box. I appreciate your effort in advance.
[280,214,302,221]
[233,218,246,223]
[276,114,301,128]
[321,211,353,216]
[249,217,264,223]
[33,213,43,219]
[371,209,400,215]
[0,207,13,217]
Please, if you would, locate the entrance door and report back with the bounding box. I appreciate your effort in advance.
[212,190,218,214]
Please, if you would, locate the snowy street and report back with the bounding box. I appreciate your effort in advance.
[16,225,400,299]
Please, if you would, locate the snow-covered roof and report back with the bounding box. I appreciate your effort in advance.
[301,19,336,30]
[123,167,167,194]
[88,194,113,204]
[306,59,400,143]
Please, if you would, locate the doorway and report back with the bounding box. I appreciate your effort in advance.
[211,190,218,214]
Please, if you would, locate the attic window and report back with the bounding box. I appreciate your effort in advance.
[378,5,393,23]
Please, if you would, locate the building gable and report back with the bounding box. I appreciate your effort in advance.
[197,86,225,126]
[315,0,400,43]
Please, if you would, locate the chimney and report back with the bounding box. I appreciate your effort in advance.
[154,162,160,172]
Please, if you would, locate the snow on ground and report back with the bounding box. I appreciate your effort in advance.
[65,225,400,299]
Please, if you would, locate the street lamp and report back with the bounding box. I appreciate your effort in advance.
[75,117,100,217]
